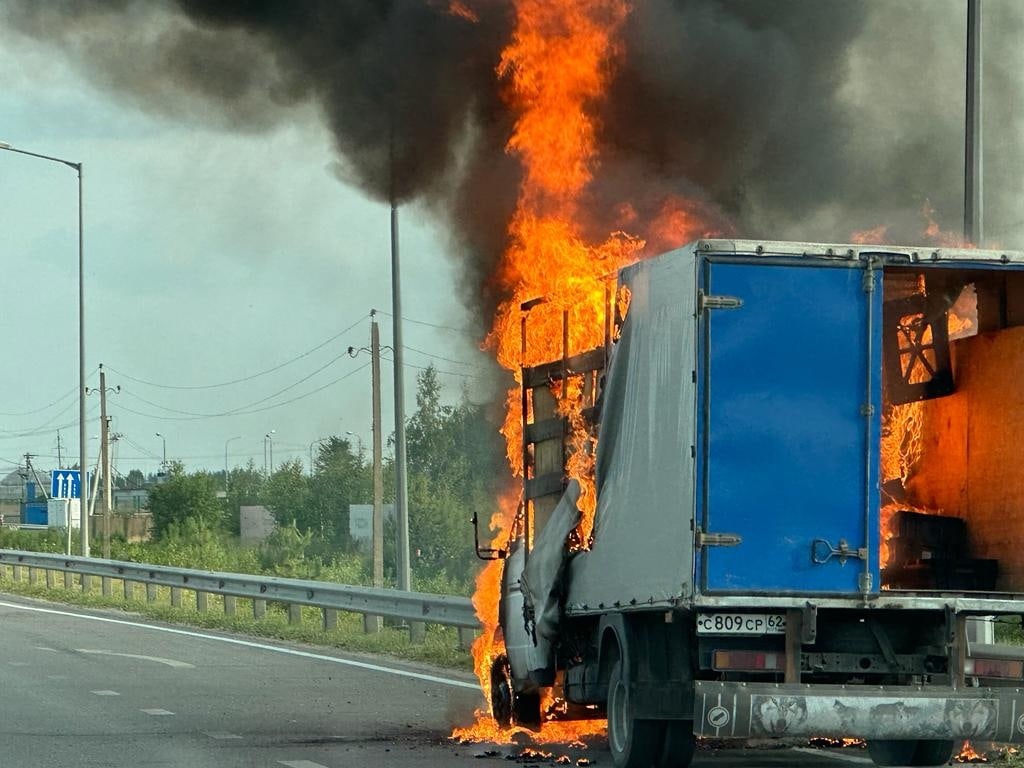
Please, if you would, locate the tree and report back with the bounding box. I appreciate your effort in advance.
[225,459,266,534]
[148,462,223,538]
[309,437,371,547]
[263,459,312,532]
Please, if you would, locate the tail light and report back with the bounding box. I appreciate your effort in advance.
[713,650,785,672]
[964,657,1024,679]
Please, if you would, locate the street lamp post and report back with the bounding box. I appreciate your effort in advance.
[0,141,88,555]
[308,437,329,476]
[155,432,167,467]
[224,435,242,490]
[264,431,275,475]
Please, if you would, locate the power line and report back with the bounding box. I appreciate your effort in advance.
[380,355,481,380]
[0,366,100,418]
[106,313,369,391]
[375,310,472,335]
[402,343,481,369]
[118,347,355,419]
[116,362,371,422]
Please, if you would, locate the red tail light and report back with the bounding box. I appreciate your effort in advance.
[713,650,785,672]
[964,657,1024,679]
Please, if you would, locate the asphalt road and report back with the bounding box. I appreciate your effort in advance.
[0,594,872,768]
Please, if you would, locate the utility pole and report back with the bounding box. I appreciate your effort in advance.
[366,313,385,633]
[390,201,412,594]
[56,431,63,467]
[99,366,111,559]
[964,0,983,244]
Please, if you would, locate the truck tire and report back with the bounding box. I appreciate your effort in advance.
[658,721,696,768]
[866,740,918,766]
[489,655,541,728]
[868,739,956,767]
[607,657,663,768]
[911,740,955,766]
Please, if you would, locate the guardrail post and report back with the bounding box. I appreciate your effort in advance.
[81,574,91,593]
[458,627,477,650]
[196,591,208,613]
[409,621,426,644]
[123,580,134,601]
[146,583,157,603]
[287,604,302,625]
[12,565,22,582]
[101,576,112,597]
[63,571,72,589]
[170,587,182,608]
[322,608,337,630]
[224,595,236,616]
[45,569,55,589]
[253,599,267,619]
[28,567,38,585]
[363,614,382,634]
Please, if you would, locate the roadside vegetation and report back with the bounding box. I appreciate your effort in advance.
[0,366,505,669]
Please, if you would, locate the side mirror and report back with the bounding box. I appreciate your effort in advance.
[471,511,506,560]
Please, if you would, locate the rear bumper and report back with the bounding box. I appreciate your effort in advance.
[695,680,1024,741]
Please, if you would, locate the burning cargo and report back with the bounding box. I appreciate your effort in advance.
[470,239,1024,768]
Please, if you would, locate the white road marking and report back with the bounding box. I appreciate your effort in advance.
[34,646,58,652]
[140,708,174,716]
[0,600,479,690]
[7,661,30,666]
[46,674,68,680]
[278,761,329,768]
[203,731,243,740]
[91,690,120,696]
[76,648,195,668]
[792,747,872,764]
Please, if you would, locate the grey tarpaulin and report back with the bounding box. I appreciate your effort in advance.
[566,246,698,613]
[521,479,581,652]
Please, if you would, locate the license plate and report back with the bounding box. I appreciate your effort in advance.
[696,612,787,635]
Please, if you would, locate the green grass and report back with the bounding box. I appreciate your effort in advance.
[0,565,474,671]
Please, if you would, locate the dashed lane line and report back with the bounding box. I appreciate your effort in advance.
[0,599,479,690]
[76,648,195,668]
[91,690,120,696]
[140,708,175,716]
[203,732,243,740]
[278,761,330,768]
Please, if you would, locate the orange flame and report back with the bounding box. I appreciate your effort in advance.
[956,740,988,763]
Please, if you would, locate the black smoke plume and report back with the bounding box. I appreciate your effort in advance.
[4,0,1022,319]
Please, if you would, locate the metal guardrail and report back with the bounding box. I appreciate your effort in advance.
[0,549,481,644]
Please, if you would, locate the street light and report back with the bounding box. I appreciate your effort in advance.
[264,430,276,475]
[155,432,167,466]
[0,140,87,555]
[224,435,242,490]
[346,430,365,456]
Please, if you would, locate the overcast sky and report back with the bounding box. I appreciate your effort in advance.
[0,28,495,479]
[1,1,1021,482]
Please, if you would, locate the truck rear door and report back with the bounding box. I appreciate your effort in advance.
[700,259,881,594]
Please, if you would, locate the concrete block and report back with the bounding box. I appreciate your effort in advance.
[170,587,182,608]
[224,595,237,616]
[252,599,267,619]
[287,603,302,625]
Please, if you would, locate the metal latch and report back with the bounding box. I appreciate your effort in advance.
[696,528,742,549]
[699,292,744,312]
[811,538,867,566]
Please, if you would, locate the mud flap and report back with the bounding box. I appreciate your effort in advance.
[693,681,1020,741]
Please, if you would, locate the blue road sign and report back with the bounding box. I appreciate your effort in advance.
[51,469,81,499]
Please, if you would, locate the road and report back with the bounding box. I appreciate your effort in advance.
[0,594,872,768]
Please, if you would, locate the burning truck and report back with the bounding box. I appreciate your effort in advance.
[471,238,1024,768]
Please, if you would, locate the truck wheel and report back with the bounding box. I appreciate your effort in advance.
[867,740,917,766]
[658,721,696,768]
[489,655,541,728]
[607,658,663,768]
[911,740,955,766]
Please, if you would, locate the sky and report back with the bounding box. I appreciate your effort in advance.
[1,0,1022,483]
[0,26,497,479]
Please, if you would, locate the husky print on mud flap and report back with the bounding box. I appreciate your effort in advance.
[751,697,808,735]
